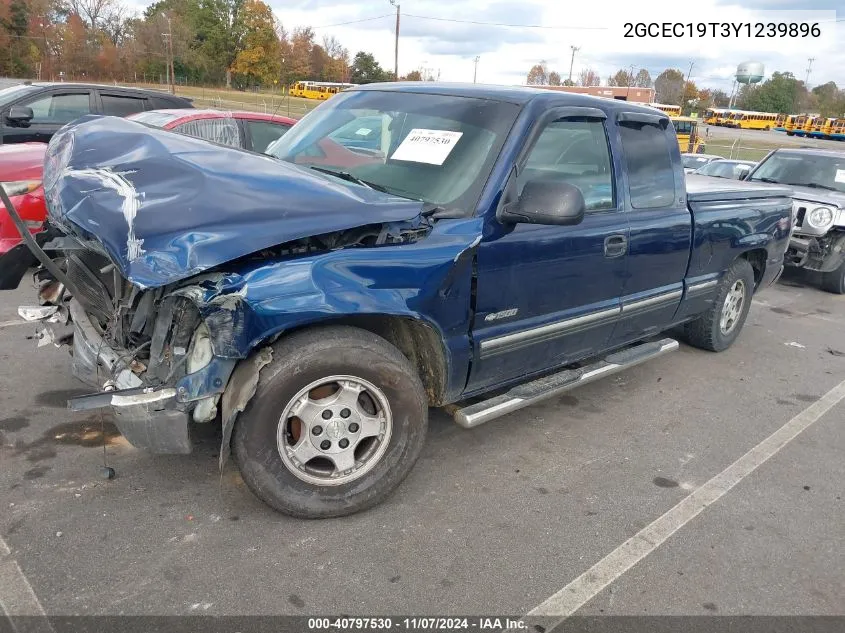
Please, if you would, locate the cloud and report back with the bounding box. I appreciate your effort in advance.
[271,1,843,91]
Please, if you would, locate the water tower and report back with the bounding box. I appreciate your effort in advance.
[729,61,765,108]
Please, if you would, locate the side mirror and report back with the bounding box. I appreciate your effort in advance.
[735,165,751,180]
[6,105,34,126]
[499,179,586,226]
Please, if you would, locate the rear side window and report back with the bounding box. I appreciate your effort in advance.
[172,118,242,148]
[101,94,148,117]
[619,120,676,209]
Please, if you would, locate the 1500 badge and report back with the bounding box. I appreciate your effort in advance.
[485,308,518,322]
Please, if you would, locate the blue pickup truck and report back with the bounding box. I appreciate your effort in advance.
[7,83,793,518]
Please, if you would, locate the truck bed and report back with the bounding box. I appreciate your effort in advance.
[685,174,793,202]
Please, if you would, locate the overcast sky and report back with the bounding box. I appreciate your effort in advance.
[266,0,842,93]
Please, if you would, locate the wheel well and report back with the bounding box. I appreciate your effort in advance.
[290,315,449,406]
[740,249,767,288]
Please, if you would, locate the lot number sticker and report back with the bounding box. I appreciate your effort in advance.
[835,169,845,184]
[391,129,463,165]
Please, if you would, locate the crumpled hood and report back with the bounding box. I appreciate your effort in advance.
[43,115,423,288]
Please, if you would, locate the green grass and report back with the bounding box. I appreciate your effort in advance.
[121,82,319,118]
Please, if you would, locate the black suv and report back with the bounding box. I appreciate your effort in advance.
[0,80,193,144]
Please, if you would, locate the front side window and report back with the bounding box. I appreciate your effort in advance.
[619,120,676,208]
[520,118,615,211]
[26,93,91,124]
[266,90,520,212]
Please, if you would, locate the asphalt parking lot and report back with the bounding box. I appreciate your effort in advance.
[1,270,843,621]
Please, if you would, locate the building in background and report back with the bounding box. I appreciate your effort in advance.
[528,85,655,104]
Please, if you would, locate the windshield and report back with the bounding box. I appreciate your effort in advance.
[673,120,693,135]
[697,161,753,179]
[749,152,845,193]
[265,89,520,210]
[0,83,38,107]
[682,155,713,169]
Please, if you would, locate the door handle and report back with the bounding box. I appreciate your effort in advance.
[604,234,627,258]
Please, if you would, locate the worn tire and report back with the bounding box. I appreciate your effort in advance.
[232,325,428,519]
[684,259,756,352]
[820,260,845,294]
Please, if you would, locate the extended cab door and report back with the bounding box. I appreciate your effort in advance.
[609,112,692,346]
[467,107,628,394]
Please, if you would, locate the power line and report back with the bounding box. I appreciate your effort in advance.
[310,14,393,29]
[402,13,607,30]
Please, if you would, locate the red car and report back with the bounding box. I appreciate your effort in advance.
[0,110,296,288]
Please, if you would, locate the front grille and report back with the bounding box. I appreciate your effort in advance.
[66,253,116,326]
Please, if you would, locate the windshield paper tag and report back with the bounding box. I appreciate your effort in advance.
[390,129,463,165]
[835,169,845,184]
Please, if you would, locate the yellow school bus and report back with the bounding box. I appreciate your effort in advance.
[289,81,357,100]
[794,116,824,137]
[671,116,704,153]
[703,108,727,125]
[715,109,741,126]
[733,111,779,130]
[772,114,787,131]
[783,114,801,135]
[829,118,845,140]
[808,117,837,138]
[650,103,682,117]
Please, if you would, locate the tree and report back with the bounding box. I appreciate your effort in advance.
[712,89,730,107]
[577,67,600,87]
[350,50,386,84]
[230,0,280,86]
[634,68,652,88]
[738,71,807,114]
[811,82,844,117]
[403,69,422,81]
[562,78,574,86]
[681,80,698,114]
[608,68,633,87]
[548,71,561,86]
[287,26,314,81]
[526,61,548,85]
[654,68,684,104]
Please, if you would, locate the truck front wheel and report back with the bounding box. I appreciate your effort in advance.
[820,260,845,294]
[232,325,428,518]
[684,259,755,352]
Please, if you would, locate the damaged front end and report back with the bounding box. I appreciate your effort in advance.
[16,114,430,455]
[24,250,241,454]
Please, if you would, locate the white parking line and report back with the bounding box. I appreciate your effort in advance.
[520,376,845,628]
[0,534,53,632]
[0,320,28,329]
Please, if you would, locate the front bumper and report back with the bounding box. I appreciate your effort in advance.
[67,301,193,454]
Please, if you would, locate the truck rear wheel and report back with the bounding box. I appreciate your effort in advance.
[820,260,845,294]
[684,259,755,352]
[232,325,428,519]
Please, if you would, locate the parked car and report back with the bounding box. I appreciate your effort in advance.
[693,159,757,180]
[745,147,845,293]
[0,81,193,145]
[127,109,296,154]
[8,83,793,518]
[0,110,296,289]
[682,153,723,173]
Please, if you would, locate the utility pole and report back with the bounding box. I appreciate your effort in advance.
[626,64,635,98]
[683,61,694,112]
[389,0,400,81]
[473,56,480,83]
[805,57,815,88]
[161,13,175,94]
[568,46,580,84]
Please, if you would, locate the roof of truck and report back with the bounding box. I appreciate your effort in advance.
[352,81,668,113]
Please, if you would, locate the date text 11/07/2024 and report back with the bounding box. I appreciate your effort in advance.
[308,617,528,631]
[623,22,822,38]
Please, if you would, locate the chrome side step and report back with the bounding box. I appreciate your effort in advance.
[452,338,679,428]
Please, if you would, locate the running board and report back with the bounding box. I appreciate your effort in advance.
[452,338,679,429]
